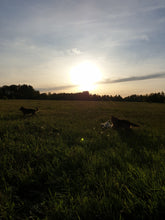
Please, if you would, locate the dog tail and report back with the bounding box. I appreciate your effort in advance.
[35,107,39,112]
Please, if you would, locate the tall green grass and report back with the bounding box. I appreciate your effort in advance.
[0,100,165,219]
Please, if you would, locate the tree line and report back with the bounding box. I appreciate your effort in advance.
[0,84,165,103]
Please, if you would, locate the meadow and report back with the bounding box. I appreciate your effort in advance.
[0,100,165,220]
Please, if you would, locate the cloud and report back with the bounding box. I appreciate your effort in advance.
[37,84,77,92]
[67,48,83,56]
[38,73,165,92]
[99,73,165,84]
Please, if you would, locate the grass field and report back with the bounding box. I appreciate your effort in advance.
[0,100,165,220]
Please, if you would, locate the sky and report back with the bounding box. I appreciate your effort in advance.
[0,0,165,96]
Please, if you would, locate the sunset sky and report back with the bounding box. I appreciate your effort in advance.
[0,0,165,96]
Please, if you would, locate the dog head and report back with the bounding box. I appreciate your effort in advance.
[19,106,24,111]
[111,115,117,121]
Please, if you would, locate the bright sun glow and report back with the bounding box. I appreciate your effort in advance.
[70,61,102,91]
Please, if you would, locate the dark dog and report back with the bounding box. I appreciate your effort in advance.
[111,116,139,129]
[19,106,39,116]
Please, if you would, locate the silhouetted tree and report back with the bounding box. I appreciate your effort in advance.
[0,84,164,102]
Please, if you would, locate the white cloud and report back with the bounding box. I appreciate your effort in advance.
[67,48,83,56]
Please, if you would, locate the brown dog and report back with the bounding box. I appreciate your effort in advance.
[111,116,139,129]
[19,106,38,116]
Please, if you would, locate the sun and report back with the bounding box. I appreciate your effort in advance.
[70,61,102,91]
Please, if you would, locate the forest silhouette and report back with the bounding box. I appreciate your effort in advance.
[0,84,164,103]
